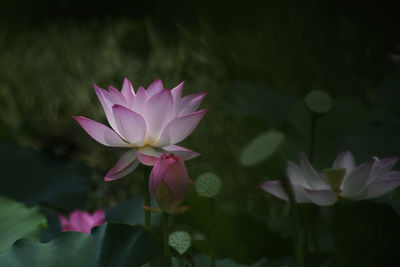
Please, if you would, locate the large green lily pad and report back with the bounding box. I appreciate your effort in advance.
[0,223,161,267]
[0,197,47,253]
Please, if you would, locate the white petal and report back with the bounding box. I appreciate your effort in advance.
[340,161,373,198]
[332,151,356,175]
[287,161,311,188]
[259,180,289,201]
[299,152,330,190]
[352,177,400,200]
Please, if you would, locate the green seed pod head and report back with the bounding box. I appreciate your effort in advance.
[195,172,222,198]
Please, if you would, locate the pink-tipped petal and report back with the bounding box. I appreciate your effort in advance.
[146,79,164,97]
[108,86,127,107]
[162,145,200,161]
[93,83,118,131]
[73,116,129,147]
[105,149,140,181]
[132,86,148,114]
[112,104,147,146]
[259,180,289,201]
[121,78,135,107]
[137,152,159,166]
[299,152,330,190]
[332,151,356,175]
[143,89,174,140]
[156,109,207,146]
[136,146,163,166]
[341,161,373,198]
[353,177,400,200]
[171,81,184,103]
[178,92,207,116]
[171,81,185,115]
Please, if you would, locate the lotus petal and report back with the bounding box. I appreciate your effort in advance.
[299,153,330,190]
[156,109,207,146]
[112,104,146,146]
[355,177,400,200]
[73,116,129,147]
[105,149,140,181]
[259,180,289,201]
[178,92,207,116]
[146,79,164,97]
[121,78,135,107]
[143,89,174,141]
[340,161,373,198]
[332,151,356,175]
[162,145,200,161]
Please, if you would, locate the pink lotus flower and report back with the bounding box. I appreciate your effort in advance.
[149,154,190,213]
[59,209,105,234]
[73,78,207,181]
[259,152,400,206]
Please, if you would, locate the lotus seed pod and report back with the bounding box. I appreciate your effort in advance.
[168,231,191,255]
[304,90,333,114]
[195,172,222,198]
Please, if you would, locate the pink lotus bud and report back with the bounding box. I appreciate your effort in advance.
[149,154,190,213]
[59,209,105,234]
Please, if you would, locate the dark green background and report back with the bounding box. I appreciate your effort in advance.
[1,0,400,266]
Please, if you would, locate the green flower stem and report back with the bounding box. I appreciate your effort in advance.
[308,113,319,163]
[209,198,216,267]
[143,166,151,231]
[281,174,304,267]
[162,212,170,257]
[307,112,321,254]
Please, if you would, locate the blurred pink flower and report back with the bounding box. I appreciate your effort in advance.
[73,78,206,181]
[259,152,400,206]
[149,154,190,213]
[59,209,105,234]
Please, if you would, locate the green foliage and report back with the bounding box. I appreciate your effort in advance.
[106,197,161,226]
[0,144,91,212]
[241,131,285,167]
[0,197,47,253]
[0,223,161,267]
[223,81,295,127]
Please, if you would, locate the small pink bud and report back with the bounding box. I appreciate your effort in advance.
[59,209,105,234]
[149,154,190,213]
